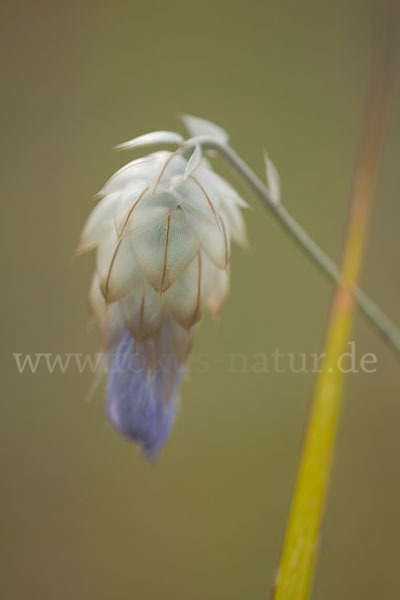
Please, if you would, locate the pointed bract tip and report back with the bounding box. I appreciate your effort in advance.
[74,237,93,256]
[183,144,202,180]
[180,114,229,143]
[264,151,281,206]
[114,131,184,152]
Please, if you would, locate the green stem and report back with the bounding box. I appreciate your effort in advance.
[185,137,400,356]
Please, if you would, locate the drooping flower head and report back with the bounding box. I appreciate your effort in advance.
[78,115,248,459]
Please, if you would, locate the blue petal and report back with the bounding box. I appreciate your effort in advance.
[107,331,184,459]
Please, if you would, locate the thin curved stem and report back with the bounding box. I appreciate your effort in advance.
[183,136,400,356]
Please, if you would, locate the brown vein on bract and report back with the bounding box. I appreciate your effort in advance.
[189,175,221,231]
[219,216,230,268]
[117,187,149,238]
[102,188,148,303]
[192,253,202,325]
[99,304,123,353]
[103,238,123,303]
[139,280,147,328]
[152,152,178,197]
[106,156,158,187]
[160,215,171,293]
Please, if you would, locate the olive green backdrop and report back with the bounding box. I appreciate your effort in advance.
[2,0,399,598]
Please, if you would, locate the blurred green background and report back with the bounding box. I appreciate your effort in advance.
[2,0,399,598]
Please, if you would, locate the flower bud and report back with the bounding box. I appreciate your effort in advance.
[78,118,248,458]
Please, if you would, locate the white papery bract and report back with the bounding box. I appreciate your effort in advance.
[78,116,248,458]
